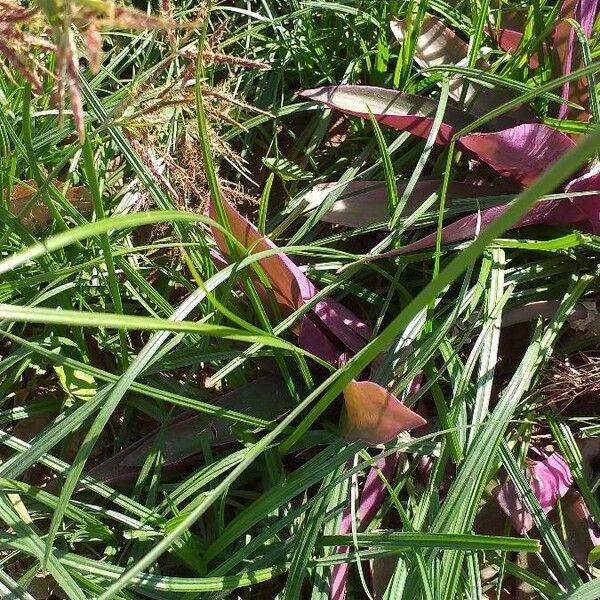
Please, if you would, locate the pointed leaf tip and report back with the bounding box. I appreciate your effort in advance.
[566,161,600,233]
[341,380,426,445]
[460,124,575,186]
[299,85,473,145]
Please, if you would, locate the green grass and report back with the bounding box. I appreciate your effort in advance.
[1,0,600,598]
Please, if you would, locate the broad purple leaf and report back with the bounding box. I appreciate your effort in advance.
[460,124,575,186]
[391,15,531,127]
[88,375,297,484]
[209,198,371,357]
[492,28,540,69]
[299,85,474,145]
[566,161,600,233]
[340,380,426,445]
[313,299,371,353]
[493,451,573,533]
[304,180,513,228]
[298,316,349,366]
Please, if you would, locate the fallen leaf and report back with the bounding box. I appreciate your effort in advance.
[209,196,315,315]
[394,197,586,255]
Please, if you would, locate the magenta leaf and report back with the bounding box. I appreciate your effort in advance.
[299,85,475,145]
[460,124,575,186]
[566,161,600,233]
[313,299,371,354]
[298,316,349,366]
[396,197,587,254]
[554,0,599,119]
[493,451,573,533]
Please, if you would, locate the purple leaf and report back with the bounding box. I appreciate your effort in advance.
[554,0,599,119]
[493,451,573,533]
[331,453,400,600]
[313,299,371,354]
[460,124,575,186]
[566,161,600,233]
[304,180,511,228]
[492,28,540,69]
[395,197,587,254]
[299,85,475,145]
[298,316,349,366]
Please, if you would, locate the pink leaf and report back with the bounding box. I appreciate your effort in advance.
[491,28,540,69]
[493,451,573,533]
[340,380,426,445]
[299,85,474,145]
[554,0,599,120]
[460,124,575,186]
[566,161,600,233]
[304,180,514,228]
[298,316,349,366]
[313,299,371,354]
